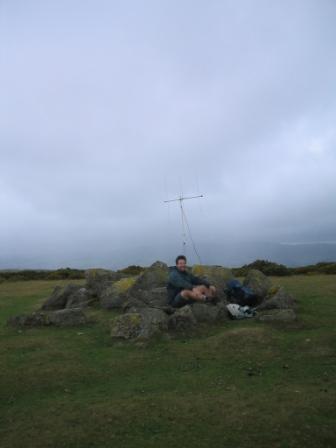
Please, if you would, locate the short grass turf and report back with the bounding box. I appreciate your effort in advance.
[0,275,335,448]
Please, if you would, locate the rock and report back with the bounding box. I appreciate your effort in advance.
[128,286,168,307]
[122,298,149,312]
[40,284,82,310]
[243,269,272,300]
[257,286,296,311]
[110,307,168,340]
[192,265,234,301]
[127,261,169,294]
[66,287,93,309]
[191,302,229,323]
[7,309,90,327]
[168,305,197,330]
[7,312,50,327]
[100,276,137,309]
[257,308,297,322]
[85,268,123,297]
[47,309,90,326]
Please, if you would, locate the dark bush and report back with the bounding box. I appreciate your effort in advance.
[0,268,85,282]
[232,259,291,277]
[117,265,145,276]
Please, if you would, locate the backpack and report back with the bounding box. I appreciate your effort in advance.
[225,279,259,306]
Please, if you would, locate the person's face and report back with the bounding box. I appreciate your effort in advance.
[176,258,187,271]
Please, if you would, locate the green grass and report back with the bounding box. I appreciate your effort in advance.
[0,276,335,448]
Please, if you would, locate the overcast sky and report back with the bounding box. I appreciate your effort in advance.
[1,0,336,269]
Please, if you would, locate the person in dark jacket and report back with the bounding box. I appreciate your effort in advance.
[167,255,217,307]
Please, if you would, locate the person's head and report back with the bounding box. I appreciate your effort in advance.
[175,255,187,271]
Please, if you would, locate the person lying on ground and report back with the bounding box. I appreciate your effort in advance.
[167,254,217,308]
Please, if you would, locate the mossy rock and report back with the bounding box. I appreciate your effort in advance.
[128,261,169,294]
[258,286,297,311]
[110,308,168,340]
[243,269,273,299]
[85,268,123,297]
[40,284,83,310]
[100,276,138,309]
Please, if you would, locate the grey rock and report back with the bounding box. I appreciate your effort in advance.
[99,276,138,309]
[40,284,81,310]
[168,305,197,330]
[66,287,93,309]
[100,285,126,309]
[257,286,296,311]
[129,287,168,307]
[191,302,230,323]
[47,308,90,326]
[191,303,221,323]
[243,269,272,299]
[122,298,149,312]
[110,307,168,340]
[127,261,169,295]
[85,268,122,297]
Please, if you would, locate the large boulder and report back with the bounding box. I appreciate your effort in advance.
[40,284,94,310]
[110,307,168,340]
[128,286,168,307]
[243,269,272,300]
[85,268,123,297]
[66,287,93,309]
[191,302,229,323]
[41,284,82,310]
[47,309,90,326]
[192,265,234,301]
[100,276,137,309]
[257,308,297,322]
[167,305,197,330]
[257,286,297,311]
[7,309,90,327]
[127,261,169,295]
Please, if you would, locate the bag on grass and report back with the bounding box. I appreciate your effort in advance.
[226,304,256,320]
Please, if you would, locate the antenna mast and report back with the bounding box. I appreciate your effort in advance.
[164,194,204,262]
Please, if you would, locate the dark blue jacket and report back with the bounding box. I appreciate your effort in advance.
[166,266,210,304]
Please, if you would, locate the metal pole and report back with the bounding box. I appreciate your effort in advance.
[163,193,204,259]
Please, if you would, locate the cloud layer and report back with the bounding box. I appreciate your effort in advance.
[1,0,336,268]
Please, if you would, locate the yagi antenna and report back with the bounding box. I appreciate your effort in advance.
[163,193,204,263]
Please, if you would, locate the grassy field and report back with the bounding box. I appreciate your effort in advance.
[0,275,335,448]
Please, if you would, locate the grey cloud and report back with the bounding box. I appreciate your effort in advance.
[1,0,336,268]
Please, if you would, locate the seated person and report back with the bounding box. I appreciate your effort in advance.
[167,254,217,308]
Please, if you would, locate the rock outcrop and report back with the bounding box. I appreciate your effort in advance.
[8,261,298,339]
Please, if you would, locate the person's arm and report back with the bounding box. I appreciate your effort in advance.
[168,271,193,290]
[190,273,211,287]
